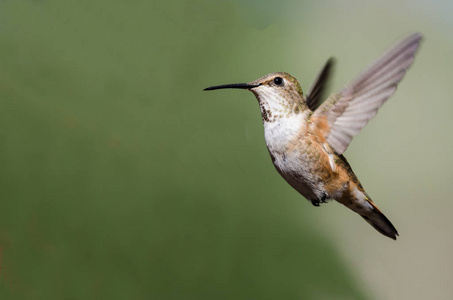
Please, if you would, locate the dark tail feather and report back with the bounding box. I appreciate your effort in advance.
[340,190,399,240]
[360,204,399,240]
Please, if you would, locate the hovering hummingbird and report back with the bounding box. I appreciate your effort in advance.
[204,33,422,240]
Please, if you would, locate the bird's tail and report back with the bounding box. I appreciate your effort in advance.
[360,200,398,240]
[338,189,398,240]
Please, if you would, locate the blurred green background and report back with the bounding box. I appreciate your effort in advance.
[0,0,451,299]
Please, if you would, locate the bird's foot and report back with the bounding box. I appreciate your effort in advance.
[311,193,328,207]
[311,199,320,207]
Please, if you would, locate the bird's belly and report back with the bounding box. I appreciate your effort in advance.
[263,117,338,201]
[269,148,325,201]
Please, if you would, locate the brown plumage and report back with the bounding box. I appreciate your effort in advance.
[204,33,422,240]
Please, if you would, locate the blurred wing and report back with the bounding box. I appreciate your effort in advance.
[306,58,335,111]
[313,33,422,154]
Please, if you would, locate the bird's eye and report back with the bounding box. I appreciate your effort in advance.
[273,77,284,86]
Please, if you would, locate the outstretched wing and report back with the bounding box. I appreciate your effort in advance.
[306,58,335,111]
[313,33,422,154]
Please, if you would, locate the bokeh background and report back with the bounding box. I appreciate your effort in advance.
[0,0,451,299]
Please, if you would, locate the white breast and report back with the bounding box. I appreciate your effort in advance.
[262,111,322,201]
[263,111,308,153]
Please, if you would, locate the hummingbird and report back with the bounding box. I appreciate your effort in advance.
[204,33,422,240]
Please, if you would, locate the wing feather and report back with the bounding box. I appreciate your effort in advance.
[306,58,335,111]
[313,33,422,154]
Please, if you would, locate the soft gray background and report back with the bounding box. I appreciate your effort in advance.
[0,0,451,299]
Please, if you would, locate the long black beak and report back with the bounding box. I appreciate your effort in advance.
[203,83,260,91]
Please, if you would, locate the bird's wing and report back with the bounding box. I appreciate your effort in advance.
[312,33,422,154]
[306,58,335,111]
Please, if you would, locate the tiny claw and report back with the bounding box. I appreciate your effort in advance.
[311,199,320,207]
